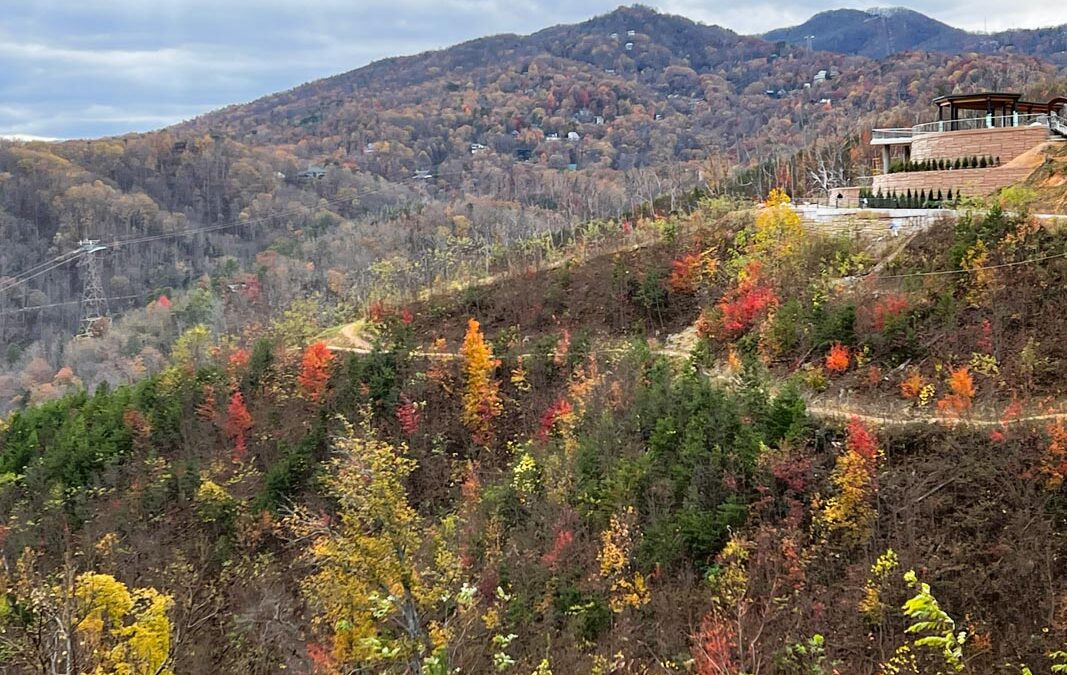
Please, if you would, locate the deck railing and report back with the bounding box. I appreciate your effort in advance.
[1052,114,1067,138]
[873,113,1052,142]
[871,128,914,142]
[911,113,1049,135]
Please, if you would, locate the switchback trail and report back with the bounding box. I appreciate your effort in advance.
[805,402,1067,429]
[328,336,1067,430]
[324,207,1067,431]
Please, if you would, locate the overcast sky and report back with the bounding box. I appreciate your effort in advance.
[2,0,1065,140]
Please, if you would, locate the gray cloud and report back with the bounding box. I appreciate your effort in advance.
[2,0,1064,139]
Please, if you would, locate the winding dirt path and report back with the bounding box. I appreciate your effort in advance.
[329,333,1067,430]
[805,403,1067,429]
[325,207,1067,430]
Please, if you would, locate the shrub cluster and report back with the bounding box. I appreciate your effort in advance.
[888,155,1000,173]
[858,187,959,209]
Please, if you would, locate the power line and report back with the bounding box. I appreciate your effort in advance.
[100,168,468,251]
[0,168,467,297]
[0,292,151,318]
[866,249,1067,281]
[0,253,85,295]
[0,249,81,291]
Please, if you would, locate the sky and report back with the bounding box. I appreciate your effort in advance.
[2,0,1066,140]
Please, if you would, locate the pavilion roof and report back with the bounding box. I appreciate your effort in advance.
[931,92,1021,110]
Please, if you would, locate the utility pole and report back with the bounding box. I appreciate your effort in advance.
[76,239,109,338]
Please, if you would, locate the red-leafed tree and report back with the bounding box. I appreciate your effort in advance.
[395,397,421,435]
[298,341,334,402]
[691,613,739,675]
[225,391,253,460]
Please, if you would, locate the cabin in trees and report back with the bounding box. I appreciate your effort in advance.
[296,165,328,181]
[845,92,1067,205]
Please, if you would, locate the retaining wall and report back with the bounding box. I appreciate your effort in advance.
[911,125,1049,163]
[871,165,1036,197]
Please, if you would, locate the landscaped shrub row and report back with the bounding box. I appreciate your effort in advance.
[858,187,959,209]
[888,155,1000,173]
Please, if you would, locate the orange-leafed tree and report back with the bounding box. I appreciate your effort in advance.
[225,391,253,460]
[937,366,974,415]
[298,341,334,402]
[825,343,850,374]
[460,318,502,446]
[691,613,740,675]
[900,369,924,400]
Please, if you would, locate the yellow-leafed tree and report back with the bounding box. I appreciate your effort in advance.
[285,418,476,673]
[0,548,173,675]
[750,188,805,261]
[460,318,502,446]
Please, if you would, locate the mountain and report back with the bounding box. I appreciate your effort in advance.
[764,7,970,58]
[0,5,1063,406]
[764,6,1067,61]
[5,6,1067,674]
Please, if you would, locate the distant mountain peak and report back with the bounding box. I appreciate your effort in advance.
[763,6,971,58]
[865,6,914,17]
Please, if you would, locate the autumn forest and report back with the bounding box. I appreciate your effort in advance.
[4,4,1067,674]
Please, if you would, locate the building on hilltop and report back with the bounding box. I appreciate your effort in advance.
[836,92,1067,207]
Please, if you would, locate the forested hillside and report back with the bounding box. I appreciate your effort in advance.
[4,190,1067,672]
[5,4,1067,674]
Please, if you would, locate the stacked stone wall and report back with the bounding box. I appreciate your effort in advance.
[911,126,1048,163]
[871,165,1035,196]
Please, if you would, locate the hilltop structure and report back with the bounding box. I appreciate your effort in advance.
[840,92,1067,205]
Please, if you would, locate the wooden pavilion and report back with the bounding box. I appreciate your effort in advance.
[933,93,1067,129]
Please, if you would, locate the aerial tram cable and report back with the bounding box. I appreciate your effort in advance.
[0,167,468,298]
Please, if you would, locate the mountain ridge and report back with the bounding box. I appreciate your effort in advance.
[763,6,1067,59]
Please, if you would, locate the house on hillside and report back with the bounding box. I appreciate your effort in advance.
[296,165,327,180]
[836,92,1067,207]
